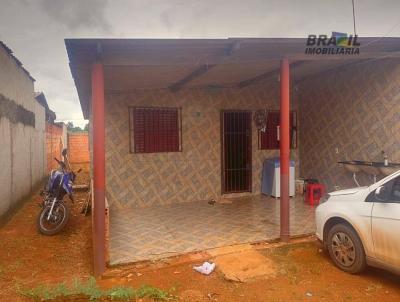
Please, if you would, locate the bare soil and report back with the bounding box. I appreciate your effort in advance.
[0,164,93,301]
[213,248,277,282]
[100,240,400,302]
[1,164,400,301]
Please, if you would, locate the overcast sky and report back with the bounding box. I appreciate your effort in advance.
[0,0,399,127]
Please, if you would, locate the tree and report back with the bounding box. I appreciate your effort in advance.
[66,121,84,132]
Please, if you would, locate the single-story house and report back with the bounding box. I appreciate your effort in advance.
[65,37,400,275]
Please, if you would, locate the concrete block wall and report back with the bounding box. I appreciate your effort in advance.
[0,106,46,218]
[0,43,46,219]
[0,43,35,112]
[0,118,12,216]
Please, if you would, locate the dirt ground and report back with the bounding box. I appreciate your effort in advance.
[101,239,400,302]
[0,164,93,301]
[1,164,400,301]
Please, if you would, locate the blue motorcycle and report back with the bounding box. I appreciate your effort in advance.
[38,149,81,235]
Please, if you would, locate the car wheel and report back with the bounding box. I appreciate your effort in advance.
[327,223,366,274]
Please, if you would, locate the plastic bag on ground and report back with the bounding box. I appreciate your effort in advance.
[193,261,216,275]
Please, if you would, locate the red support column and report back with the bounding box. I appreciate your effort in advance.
[280,58,290,242]
[92,62,106,276]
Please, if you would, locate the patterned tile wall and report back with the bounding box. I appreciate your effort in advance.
[298,58,400,191]
[105,82,300,208]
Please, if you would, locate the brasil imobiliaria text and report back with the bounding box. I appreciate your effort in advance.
[305,34,360,55]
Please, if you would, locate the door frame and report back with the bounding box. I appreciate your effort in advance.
[220,110,252,194]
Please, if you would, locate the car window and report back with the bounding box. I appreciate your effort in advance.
[390,176,400,202]
[366,175,400,203]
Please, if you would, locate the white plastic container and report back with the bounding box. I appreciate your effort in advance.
[261,158,295,198]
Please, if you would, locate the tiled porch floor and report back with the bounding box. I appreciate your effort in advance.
[109,195,316,265]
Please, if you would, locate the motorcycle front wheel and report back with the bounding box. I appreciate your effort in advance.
[37,202,70,235]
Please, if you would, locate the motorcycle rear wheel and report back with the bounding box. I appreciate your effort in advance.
[37,203,69,235]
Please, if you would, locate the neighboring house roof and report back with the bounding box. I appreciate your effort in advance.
[35,92,57,122]
[0,40,35,82]
[65,37,400,119]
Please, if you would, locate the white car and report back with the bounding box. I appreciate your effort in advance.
[316,170,400,274]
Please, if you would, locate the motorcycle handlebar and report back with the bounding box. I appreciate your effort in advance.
[54,157,66,169]
[54,157,82,174]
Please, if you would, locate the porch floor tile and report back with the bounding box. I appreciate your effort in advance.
[109,195,316,265]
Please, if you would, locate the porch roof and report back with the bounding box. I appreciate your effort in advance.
[65,37,400,119]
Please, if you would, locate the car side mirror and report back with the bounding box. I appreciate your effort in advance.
[375,185,388,202]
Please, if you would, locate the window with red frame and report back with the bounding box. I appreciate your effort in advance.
[130,107,182,153]
[258,110,297,150]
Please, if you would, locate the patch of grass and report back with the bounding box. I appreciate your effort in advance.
[136,285,175,300]
[107,286,135,300]
[18,276,176,301]
[17,282,72,301]
[71,277,102,300]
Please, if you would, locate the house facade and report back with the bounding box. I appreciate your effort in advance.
[66,38,400,274]
[105,82,300,208]
[103,57,400,209]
